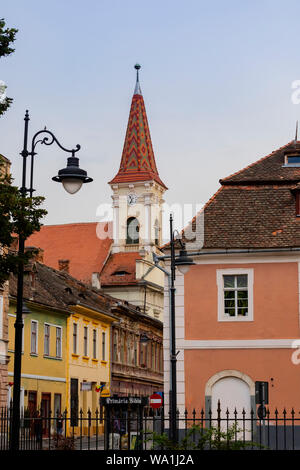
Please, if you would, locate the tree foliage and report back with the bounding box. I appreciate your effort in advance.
[0,18,18,117]
[0,156,47,287]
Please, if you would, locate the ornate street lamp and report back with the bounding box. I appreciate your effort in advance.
[10,111,93,451]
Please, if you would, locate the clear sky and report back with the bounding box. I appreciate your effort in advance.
[1,0,300,228]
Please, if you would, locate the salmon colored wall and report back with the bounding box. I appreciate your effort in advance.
[185,349,300,414]
[185,262,299,340]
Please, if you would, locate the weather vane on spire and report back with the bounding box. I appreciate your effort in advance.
[134,63,142,95]
[295,120,298,144]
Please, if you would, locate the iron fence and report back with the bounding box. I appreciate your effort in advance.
[1,404,300,450]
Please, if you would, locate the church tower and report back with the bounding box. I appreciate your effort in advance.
[100,65,166,320]
[109,65,167,255]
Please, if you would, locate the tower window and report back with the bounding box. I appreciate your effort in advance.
[126,217,139,244]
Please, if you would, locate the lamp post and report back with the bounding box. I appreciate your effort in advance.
[154,214,194,443]
[10,110,93,451]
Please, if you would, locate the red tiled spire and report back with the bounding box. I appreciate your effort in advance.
[109,65,167,189]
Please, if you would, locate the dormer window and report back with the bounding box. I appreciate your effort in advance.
[113,270,130,276]
[284,153,300,166]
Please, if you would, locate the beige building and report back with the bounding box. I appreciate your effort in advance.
[67,303,118,434]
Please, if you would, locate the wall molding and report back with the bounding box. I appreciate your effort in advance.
[8,372,65,382]
[179,339,299,349]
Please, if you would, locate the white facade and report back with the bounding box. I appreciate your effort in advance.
[110,180,166,254]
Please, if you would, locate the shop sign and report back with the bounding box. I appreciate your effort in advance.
[102,396,148,406]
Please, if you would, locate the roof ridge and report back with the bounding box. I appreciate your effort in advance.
[39,221,110,228]
[220,141,294,183]
[160,186,224,250]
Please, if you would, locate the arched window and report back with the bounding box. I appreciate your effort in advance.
[126,217,139,244]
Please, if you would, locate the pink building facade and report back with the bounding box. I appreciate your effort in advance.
[163,141,300,427]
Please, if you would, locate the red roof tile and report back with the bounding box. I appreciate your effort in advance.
[220,141,300,184]
[109,92,167,189]
[100,252,142,286]
[26,222,113,284]
[165,141,300,250]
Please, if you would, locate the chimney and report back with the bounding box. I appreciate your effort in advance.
[24,246,44,263]
[58,259,70,273]
[91,272,100,290]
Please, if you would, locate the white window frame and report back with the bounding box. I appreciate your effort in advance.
[73,322,78,355]
[44,323,50,356]
[56,326,62,358]
[31,320,38,354]
[102,331,106,361]
[83,325,89,357]
[217,268,254,322]
[92,328,98,360]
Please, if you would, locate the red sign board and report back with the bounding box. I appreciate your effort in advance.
[149,393,163,409]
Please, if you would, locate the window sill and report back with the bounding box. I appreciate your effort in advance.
[218,316,254,322]
[44,355,63,360]
[92,358,99,363]
[9,350,24,355]
[82,356,90,361]
[101,360,107,365]
[72,353,80,358]
[30,353,38,357]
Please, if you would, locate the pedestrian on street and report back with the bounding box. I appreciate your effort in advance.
[34,411,43,449]
[56,413,64,436]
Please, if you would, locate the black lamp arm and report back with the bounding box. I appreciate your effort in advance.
[31,129,81,156]
[28,129,81,197]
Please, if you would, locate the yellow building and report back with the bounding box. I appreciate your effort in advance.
[8,248,120,436]
[7,297,69,428]
[67,304,118,435]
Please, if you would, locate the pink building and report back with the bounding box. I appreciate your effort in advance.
[163,140,300,434]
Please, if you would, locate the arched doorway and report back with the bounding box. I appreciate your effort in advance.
[206,370,255,441]
[211,376,251,415]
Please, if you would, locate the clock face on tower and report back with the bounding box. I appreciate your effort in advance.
[127,193,138,206]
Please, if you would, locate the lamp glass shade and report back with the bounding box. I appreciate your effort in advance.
[177,264,191,275]
[175,247,195,275]
[62,178,83,194]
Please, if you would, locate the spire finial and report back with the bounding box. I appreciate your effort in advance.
[134,63,142,95]
[295,120,298,144]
